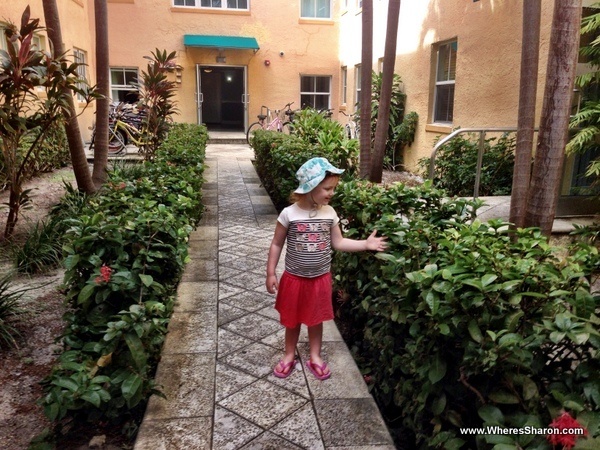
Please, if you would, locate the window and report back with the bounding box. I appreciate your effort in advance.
[355,65,361,110]
[0,23,9,55]
[301,0,331,19]
[341,67,348,105]
[173,0,249,9]
[433,40,457,123]
[300,75,331,110]
[110,67,139,103]
[73,49,88,102]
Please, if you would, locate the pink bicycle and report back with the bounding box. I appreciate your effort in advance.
[246,102,294,144]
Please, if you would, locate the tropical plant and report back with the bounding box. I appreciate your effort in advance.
[568,3,600,190]
[0,273,26,348]
[134,49,180,161]
[0,7,91,240]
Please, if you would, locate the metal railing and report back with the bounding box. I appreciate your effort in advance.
[428,127,537,198]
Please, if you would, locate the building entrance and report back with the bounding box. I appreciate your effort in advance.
[196,65,247,131]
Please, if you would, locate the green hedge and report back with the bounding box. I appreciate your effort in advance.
[251,126,358,210]
[331,180,600,449]
[40,123,208,424]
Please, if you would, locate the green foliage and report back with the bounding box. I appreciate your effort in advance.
[0,273,27,348]
[134,49,180,161]
[39,123,207,423]
[331,180,600,449]
[567,5,600,189]
[13,219,63,274]
[363,72,417,170]
[251,127,358,210]
[419,132,516,196]
[0,7,95,240]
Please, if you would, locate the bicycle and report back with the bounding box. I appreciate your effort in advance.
[339,110,360,140]
[246,102,295,144]
[89,103,148,155]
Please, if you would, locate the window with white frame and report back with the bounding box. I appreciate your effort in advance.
[341,67,348,105]
[110,67,139,103]
[301,0,331,19]
[433,40,457,123]
[173,0,249,9]
[0,23,9,55]
[355,64,361,110]
[73,48,88,102]
[300,75,331,110]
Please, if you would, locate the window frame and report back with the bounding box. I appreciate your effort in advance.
[300,75,332,110]
[172,0,249,11]
[354,64,361,111]
[300,0,332,19]
[341,66,348,105]
[432,40,457,124]
[110,67,140,104]
[73,48,88,102]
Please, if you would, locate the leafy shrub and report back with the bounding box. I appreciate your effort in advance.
[331,180,600,449]
[13,220,63,274]
[251,127,358,210]
[419,132,516,196]
[39,123,208,424]
[0,273,26,348]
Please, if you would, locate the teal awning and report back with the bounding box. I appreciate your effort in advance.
[183,35,259,50]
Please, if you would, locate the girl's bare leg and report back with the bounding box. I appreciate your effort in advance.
[307,323,330,376]
[275,325,300,374]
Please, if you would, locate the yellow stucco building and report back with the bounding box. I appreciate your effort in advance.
[0,0,596,185]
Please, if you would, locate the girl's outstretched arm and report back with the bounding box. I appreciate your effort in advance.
[266,222,287,294]
[331,225,387,252]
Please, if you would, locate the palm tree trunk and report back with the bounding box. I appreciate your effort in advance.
[510,0,541,229]
[42,0,96,194]
[92,0,110,188]
[369,0,401,183]
[525,0,583,234]
[359,0,373,178]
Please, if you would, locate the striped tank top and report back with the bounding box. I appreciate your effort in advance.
[277,203,340,278]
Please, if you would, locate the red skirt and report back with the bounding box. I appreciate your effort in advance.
[275,271,333,328]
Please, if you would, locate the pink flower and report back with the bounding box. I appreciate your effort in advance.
[308,233,318,242]
[297,223,308,232]
[547,412,587,450]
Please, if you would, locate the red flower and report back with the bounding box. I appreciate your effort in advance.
[547,412,587,450]
[96,264,113,284]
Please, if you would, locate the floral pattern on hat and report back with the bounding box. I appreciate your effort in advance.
[294,157,344,194]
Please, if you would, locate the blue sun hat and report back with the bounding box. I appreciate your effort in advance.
[294,157,344,194]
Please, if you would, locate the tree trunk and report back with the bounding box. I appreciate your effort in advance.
[42,0,96,194]
[359,0,373,177]
[92,0,110,188]
[369,0,401,183]
[524,0,582,234]
[510,0,541,229]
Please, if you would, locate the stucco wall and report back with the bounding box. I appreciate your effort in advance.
[340,0,558,171]
[106,0,341,128]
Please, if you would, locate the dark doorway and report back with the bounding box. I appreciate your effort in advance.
[199,66,245,131]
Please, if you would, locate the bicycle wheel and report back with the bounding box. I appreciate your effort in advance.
[108,129,127,154]
[281,122,293,135]
[246,122,263,145]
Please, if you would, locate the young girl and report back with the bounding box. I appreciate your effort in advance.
[266,157,387,380]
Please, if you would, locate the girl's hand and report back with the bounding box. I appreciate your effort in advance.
[365,230,388,252]
[266,274,279,294]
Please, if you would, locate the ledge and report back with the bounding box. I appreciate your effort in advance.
[425,123,453,134]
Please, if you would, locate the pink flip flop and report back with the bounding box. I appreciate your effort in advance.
[306,360,331,380]
[273,360,295,378]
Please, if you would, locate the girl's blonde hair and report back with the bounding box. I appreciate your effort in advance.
[289,172,340,204]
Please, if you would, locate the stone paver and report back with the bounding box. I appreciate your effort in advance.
[134,135,394,449]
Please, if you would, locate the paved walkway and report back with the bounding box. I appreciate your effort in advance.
[134,139,395,449]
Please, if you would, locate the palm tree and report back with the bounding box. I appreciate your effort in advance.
[359,0,373,177]
[42,0,96,193]
[510,0,541,229]
[525,0,583,234]
[91,0,110,187]
[369,0,401,183]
